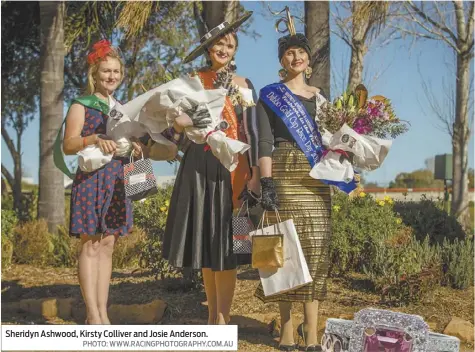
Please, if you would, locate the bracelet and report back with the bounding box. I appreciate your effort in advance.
[82,136,87,149]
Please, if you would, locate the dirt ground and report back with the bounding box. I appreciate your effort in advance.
[2,264,473,351]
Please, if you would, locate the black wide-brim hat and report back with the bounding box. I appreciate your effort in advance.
[183,11,253,64]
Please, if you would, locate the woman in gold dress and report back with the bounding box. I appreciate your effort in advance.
[255,10,331,352]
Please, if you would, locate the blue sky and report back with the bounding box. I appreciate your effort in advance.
[2,1,474,186]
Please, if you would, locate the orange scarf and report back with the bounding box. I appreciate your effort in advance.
[197,70,250,209]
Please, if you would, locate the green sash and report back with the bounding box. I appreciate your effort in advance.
[53,95,110,180]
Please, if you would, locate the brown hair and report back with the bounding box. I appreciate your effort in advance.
[86,47,125,95]
[205,31,239,69]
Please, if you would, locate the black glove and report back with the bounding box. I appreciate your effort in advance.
[184,105,212,129]
[260,177,279,211]
[237,186,261,208]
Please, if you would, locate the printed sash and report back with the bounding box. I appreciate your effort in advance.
[260,83,357,194]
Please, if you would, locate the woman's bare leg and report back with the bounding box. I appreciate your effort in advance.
[302,300,319,346]
[214,269,237,325]
[97,234,118,324]
[278,302,294,346]
[78,234,101,324]
[202,268,217,324]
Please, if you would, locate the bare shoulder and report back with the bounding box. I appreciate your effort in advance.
[233,75,250,89]
[67,103,86,118]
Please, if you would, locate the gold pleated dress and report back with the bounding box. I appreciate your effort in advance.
[254,142,332,303]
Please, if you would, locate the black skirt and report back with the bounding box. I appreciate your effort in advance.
[162,142,238,271]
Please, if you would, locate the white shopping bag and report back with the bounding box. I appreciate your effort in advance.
[249,211,312,297]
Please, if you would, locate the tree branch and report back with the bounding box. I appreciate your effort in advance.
[1,163,14,190]
[467,1,474,43]
[331,28,353,48]
[399,7,460,53]
[407,1,458,44]
[453,1,467,46]
[1,124,19,160]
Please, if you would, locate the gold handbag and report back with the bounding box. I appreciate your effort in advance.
[251,211,284,269]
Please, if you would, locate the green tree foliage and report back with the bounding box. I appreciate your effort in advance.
[63,1,200,103]
[389,169,444,188]
[468,168,474,188]
[1,2,40,220]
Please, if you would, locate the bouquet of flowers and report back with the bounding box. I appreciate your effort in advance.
[121,75,250,172]
[317,84,408,139]
[310,84,409,188]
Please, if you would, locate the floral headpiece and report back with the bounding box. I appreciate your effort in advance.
[87,40,113,65]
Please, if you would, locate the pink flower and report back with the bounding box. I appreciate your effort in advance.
[353,117,372,134]
[366,100,388,120]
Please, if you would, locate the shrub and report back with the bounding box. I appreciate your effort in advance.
[441,237,474,289]
[1,209,18,269]
[113,227,147,269]
[1,194,14,211]
[393,196,467,244]
[329,192,473,304]
[365,234,442,305]
[2,235,14,270]
[2,208,18,238]
[330,191,404,275]
[133,185,180,280]
[1,190,38,222]
[51,225,79,268]
[12,219,54,266]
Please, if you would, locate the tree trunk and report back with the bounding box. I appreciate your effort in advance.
[305,1,330,97]
[348,42,365,92]
[348,2,369,92]
[38,1,65,233]
[13,136,23,218]
[1,123,27,220]
[451,54,471,229]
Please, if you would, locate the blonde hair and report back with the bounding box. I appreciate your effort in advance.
[86,47,125,95]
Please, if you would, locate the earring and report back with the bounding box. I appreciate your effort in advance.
[228,59,237,72]
[279,68,287,80]
[305,66,313,79]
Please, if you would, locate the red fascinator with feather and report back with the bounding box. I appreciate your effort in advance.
[87,40,113,65]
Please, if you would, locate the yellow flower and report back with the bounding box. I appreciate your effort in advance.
[165,200,170,207]
[333,205,341,212]
[396,218,402,224]
[359,191,366,198]
[160,206,167,212]
[384,195,394,204]
[378,200,385,206]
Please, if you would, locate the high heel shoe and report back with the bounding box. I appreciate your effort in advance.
[278,343,297,351]
[269,319,296,351]
[297,323,322,351]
